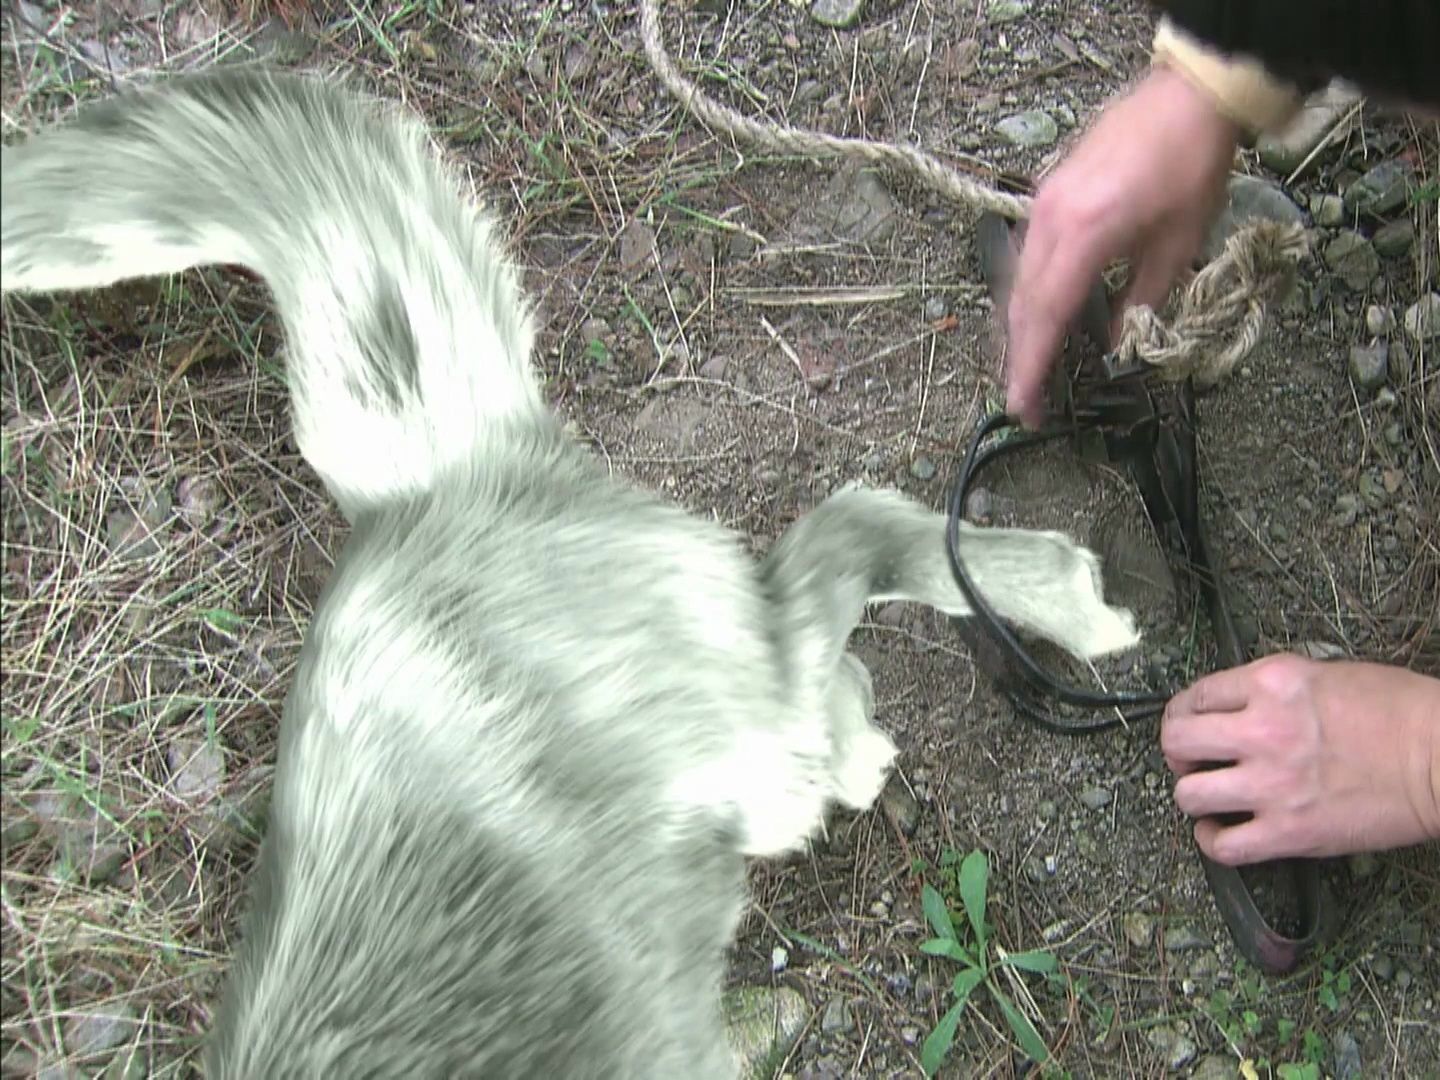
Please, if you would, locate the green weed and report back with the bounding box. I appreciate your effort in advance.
[917,848,1059,1075]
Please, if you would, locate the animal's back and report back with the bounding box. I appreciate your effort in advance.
[206,447,764,1077]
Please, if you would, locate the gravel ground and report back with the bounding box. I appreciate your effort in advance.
[1,1,1435,1077]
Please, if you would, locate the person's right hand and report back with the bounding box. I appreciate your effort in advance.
[1004,65,1242,427]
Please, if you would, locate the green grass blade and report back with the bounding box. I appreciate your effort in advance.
[920,938,976,966]
[991,986,1049,1063]
[959,849,989,947]
[922,882,957,941]
[998,949,1058,975]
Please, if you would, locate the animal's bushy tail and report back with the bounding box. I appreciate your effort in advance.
[0,69,543,516]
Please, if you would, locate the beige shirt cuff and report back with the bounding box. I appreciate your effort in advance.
[1151,17,1304,136]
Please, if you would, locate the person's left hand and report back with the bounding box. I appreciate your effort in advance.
[1161,654,1440,865]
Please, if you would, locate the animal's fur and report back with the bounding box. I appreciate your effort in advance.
[0,69,1140,1077]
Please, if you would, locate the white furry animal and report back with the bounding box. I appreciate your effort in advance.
[0,70,1139,1077]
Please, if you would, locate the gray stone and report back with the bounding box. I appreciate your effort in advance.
[63,1003,135,1057]
[634,397,708,454]
[1257,83,1360,176]
[1190,1055,1240,1080]
[1358,470,1388,508]
[1365,304,1395,336]
[987,0,1030,22]
[832,170,897,244]
[106,509,162,560]
[1162,923,1209,951]
[1188,951,1220,982]
[1373,219,1414,258]
[1297,641,1347,661]
[1370,953,1394,980]
[909,455,936,481]
[1025,855,1054,883]
[1343,160,1414,216]
[1347,341,1388,391]
[1309,193,1345,227]
[1323,232,1379,292]
[879,778,920,836]
[1,818,39,849]
[965,487,994,521]
[1079,785,1112,810]
[810,0,864,28]
[995,110,1057,149]
[176,475,223,530]
[820,996,853,1035]
[1203,175,1304,261]
[723,986,809,1080]
[1122,911,1154,949]
[1332,493,1361,527]
[30,791,127,884]
[579,316,610,346]
[1403,292,1440,341]
[167,736,225,802]
[1333,1030,1363,1080]
[1146,1024,1197,1070]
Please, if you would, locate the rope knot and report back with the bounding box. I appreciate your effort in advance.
[1113,221,1308,388]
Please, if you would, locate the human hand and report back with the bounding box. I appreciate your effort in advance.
[1003,65,1241,427]
[1161,655,1440,866]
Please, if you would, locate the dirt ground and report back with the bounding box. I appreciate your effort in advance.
[1,1,1436,1077]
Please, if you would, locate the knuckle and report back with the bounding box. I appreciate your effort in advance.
[1250,653,1310,699]
[1209,828,1247,866]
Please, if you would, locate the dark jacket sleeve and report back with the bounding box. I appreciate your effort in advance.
[1148,0,1440,109]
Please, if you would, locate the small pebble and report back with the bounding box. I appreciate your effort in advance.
[1373,219,1414,259]
[1163,923,1209,951]
[995,109,1058,148]
[820,997,853,1036]
[809,0,865,29]
[1343,159,1413,215]
[1123,912,1154,949]
[1324,232,1379,292]
[1310,193,1345,227]
[1403,292,1440,341]
[1365,304,1395,336]
[1347,341,1389,391]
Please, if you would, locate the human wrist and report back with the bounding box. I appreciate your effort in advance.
[1393,667,1440,844]
[1151,17,1300,146]
[1420,683,1440,842]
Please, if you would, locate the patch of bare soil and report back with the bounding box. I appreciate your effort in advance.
[1,1,1435,1077]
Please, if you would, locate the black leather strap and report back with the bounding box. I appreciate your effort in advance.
[951,212,1337,974]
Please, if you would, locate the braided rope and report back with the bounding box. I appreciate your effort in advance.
[1113,219,1308,387]
[637,0,1307,386]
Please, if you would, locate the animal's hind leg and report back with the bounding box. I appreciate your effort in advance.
[758,484,1138,810]
[826,651,896,812]
[760,484,1137,681]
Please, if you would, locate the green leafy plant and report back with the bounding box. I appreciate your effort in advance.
[585,337,612,367]
[918,849,1058,1075]
[1316,966,1351,1013]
